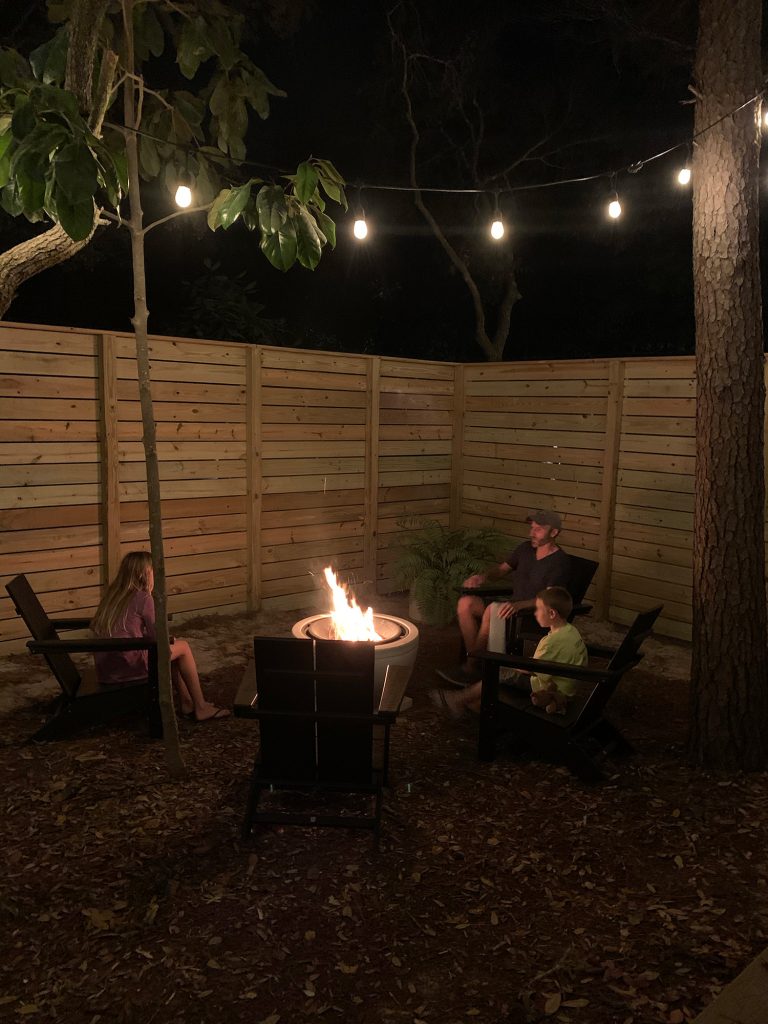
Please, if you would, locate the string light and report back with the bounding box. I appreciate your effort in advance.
[174,166,193,208]
[677,166,691,186]
[174,183,192,207]
[607,191,622,219]
[489,191,505,239]
[352,187,368,240]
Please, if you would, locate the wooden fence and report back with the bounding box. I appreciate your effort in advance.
[0,320,747,654]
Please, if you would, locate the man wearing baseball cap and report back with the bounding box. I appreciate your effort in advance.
[438,510,570,686]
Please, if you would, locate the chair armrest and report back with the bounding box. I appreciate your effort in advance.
[473,649,621,684]
[28,637,157,654]
[458,586,515,598]
[585,642,617,659]
[49,617,93,631]
[241,708,393,724]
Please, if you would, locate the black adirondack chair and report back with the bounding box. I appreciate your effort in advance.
[474,605,663,782]
[234,636,410,837]
[461,552,599,656]
[5,574,161,742]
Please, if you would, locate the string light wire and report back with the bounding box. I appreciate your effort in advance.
[109,87,765,204]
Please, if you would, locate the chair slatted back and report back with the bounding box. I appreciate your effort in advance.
[253,636,376,785]
[577,605,664,726]
[566,555,599,608]
[606,605,664,673]
[254,637,316,781]
[6,575,82,698]
[315,639,374,785]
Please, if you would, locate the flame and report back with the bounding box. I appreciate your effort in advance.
[323,567,382,641]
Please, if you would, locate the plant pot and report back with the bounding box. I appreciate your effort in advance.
[408,589,455,627]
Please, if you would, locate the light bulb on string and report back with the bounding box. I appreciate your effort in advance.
[353,217,368,240]
[174,163,193,208]
[489,191,505,240]
[174,184,193,208]
[607,194,622,219]
[677,166,691,186]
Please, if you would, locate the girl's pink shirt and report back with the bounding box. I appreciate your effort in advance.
[94,589,156,684]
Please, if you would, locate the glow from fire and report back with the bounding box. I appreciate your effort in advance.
[323,567,382,641]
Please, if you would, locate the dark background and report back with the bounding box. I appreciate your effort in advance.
[2,0,766,362]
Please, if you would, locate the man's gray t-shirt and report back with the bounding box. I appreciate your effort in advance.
[503,542,570,600]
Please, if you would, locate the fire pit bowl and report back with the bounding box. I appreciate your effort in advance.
[292,613,419,699]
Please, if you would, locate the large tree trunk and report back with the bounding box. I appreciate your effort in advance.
[689,0,768,768]
[123,0,184,777]
[0,0,114,319]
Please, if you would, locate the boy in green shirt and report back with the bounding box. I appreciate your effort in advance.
[431,586,588,717]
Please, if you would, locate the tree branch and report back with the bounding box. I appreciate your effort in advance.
[142,203,213,236]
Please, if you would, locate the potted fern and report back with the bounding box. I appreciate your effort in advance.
[393,520,508,626]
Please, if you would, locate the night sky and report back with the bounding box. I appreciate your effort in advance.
[2,0,767,362]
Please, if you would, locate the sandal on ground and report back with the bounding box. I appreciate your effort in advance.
[195,706,230,722]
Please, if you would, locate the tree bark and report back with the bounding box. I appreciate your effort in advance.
[123,0,184,778]
[0,0,115,319]
[689,0,768,768]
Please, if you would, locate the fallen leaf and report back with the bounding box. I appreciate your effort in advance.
[543,992,561,1015]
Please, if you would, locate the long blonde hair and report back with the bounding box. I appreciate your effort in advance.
[91,551,153,636]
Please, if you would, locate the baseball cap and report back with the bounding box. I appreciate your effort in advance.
[526,509,562,531]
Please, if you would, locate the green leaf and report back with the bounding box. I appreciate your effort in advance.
[177,17,212,79]
[17,171,45,215]
[313,157,345,186]
[316,209,336,249]
[53,141,98,203]
[54,193,94,240]
[220,181,251,228]
[0,178,23,215]
[142,5,165,58]
[29,25,69,85]
[138,136,160,179]
[260,221,297,271]
[256,184,287,233]
[294,161,318,205]
[0,150,11,190]
[11,100,35,140]
[294,206,323,269]
[207,189,229,230]
[207,19,238,71]
[173,91,205,130]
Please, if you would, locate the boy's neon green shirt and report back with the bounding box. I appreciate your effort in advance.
[531,623,588,696]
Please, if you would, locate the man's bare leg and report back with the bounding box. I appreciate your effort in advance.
[457,594,486,656]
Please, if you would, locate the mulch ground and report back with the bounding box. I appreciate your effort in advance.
[0,597,766,1024]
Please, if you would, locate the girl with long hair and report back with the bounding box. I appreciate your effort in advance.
[91,551,229,722]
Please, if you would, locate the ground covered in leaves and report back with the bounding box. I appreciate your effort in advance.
[0,597,766,1024]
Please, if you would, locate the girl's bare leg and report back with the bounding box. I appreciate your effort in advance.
[170,640,230,721]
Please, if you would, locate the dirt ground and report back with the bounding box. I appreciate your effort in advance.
[1,596,766,1024]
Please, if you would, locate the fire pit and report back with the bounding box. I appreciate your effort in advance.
[292,568,419,698]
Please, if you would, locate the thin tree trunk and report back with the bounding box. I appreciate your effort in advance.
[689,0,768,768]
[123,0,184,777]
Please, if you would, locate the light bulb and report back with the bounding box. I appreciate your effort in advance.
[490,219,504,240]
[764,109,768,127]
[174,184,192,208]
[608,198,622,219]
[677,167,691,186]
[353,218,368,240]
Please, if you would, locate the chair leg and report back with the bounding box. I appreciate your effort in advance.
[562,742,604,783]
[30,701,82,742]
[241,772,263,839]
[587,718,634,759]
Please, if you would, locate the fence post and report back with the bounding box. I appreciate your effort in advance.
[97,333,121,582]
[363,356,381,594]
[595,359,625,619]
[450,363,465,528]
[246,346,262,612]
